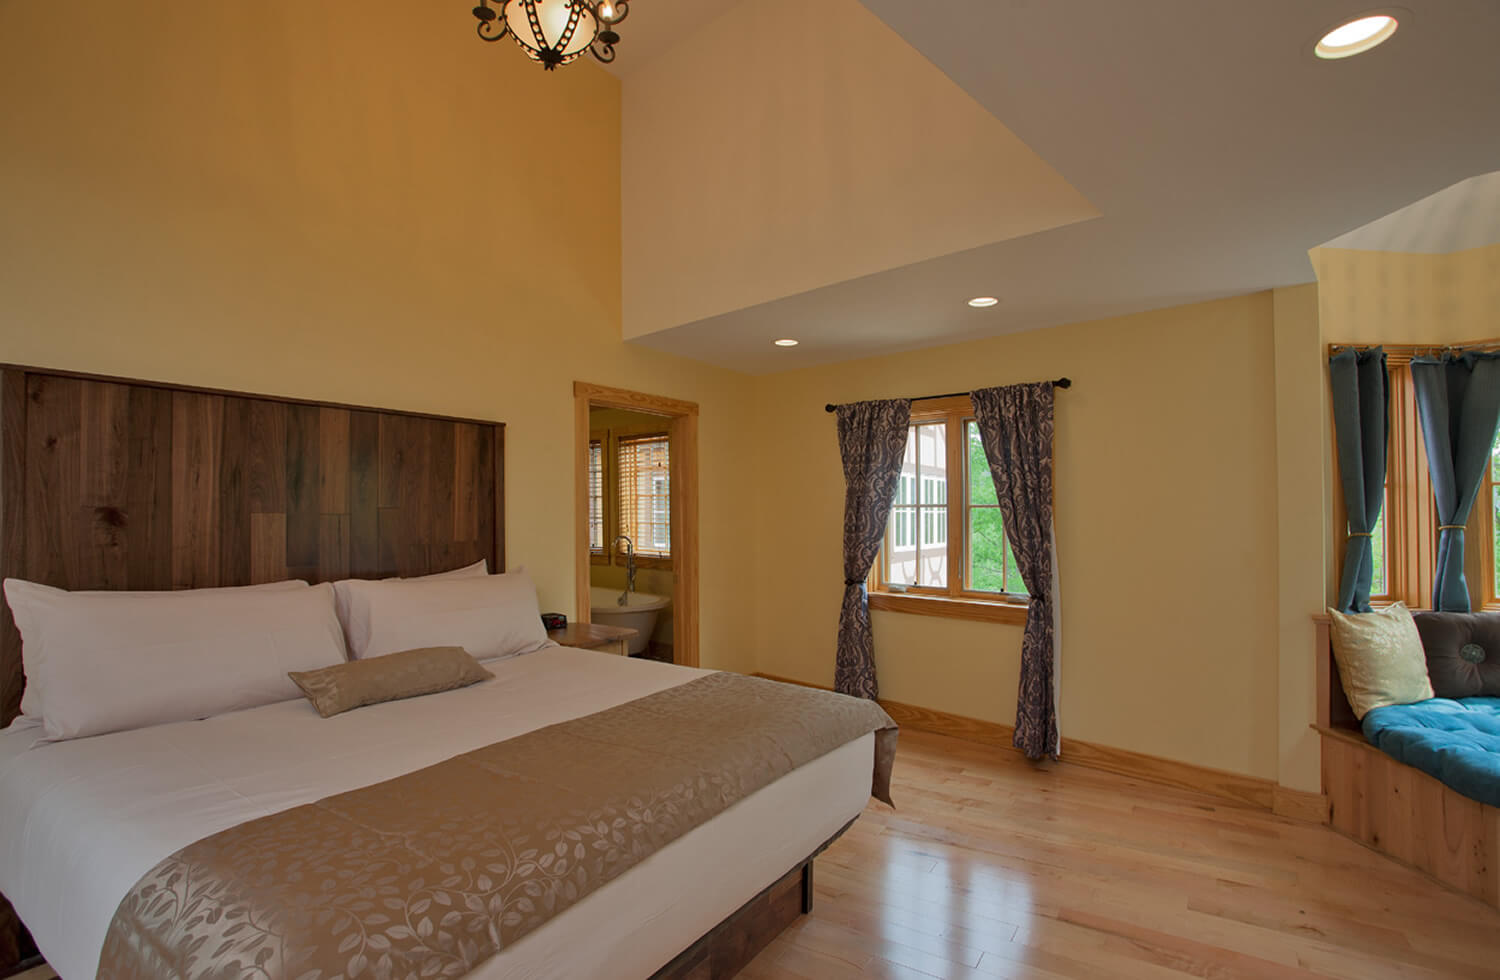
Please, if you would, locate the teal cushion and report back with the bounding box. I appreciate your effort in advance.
[1362,697,1500,808]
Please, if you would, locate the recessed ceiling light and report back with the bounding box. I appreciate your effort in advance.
[1316,14,1398,59]
[968,297,999,308]
[774,338,799,347]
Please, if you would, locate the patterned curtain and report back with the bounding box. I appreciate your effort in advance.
[1328,348,1389,613]
[1411,352,1500,611]
[834,399,912,700]
[971,383,1060,760]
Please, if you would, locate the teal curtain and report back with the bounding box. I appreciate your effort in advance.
[1411,352,1500,612]
[1329,348,1388,613]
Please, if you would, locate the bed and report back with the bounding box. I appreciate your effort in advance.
[0,366,892,978]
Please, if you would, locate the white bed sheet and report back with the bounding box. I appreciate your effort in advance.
[0,648,874,980]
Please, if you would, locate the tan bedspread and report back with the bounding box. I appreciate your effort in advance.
[96,672,896,979]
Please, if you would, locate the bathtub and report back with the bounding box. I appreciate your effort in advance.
[589,588,671,655]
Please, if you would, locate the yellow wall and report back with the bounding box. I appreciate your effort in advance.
[0,0,1341,788]
[1271,284,1328,793]
[751,294,1286,780]
[620,0,1095,338]
[1312,244,1500,345]
[0,0,757,673]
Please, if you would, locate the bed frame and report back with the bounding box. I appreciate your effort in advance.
[1314,616,1500,910]
[0,366,832,979]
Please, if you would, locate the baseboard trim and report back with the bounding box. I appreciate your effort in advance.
[754,672,1327,823]
[1273,785,1333,824]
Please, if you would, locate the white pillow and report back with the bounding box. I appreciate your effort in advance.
[6,578,308,723]
[332,559,489,657]
[8,581,347,741]
[346,571,549,662]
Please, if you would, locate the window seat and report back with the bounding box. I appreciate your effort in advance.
[1313,615,1500,911]
[1362,697,1500,809]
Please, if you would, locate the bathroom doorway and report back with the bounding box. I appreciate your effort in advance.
[573,382,699,667]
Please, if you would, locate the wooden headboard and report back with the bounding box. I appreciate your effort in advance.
[0,366,505,727]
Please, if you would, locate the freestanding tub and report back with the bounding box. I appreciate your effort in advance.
[589,587,671,655]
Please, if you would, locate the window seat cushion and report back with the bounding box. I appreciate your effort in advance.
[1362,697,1500,809]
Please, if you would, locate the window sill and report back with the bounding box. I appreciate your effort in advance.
[868,591,1029,626]
[628,555,674,572]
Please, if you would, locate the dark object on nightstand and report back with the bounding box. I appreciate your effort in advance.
[540,612,567,631]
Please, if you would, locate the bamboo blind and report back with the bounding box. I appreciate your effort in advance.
[618,433,670,557]
[588,439,604,552]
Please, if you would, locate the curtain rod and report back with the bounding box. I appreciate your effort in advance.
[823,378,1071,414]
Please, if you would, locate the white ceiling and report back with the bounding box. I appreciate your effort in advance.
[608,0,1500,373]
[1320,170,1500,253]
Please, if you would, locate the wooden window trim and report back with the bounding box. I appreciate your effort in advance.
[868,590,1028,625]
[869,395,1030,624]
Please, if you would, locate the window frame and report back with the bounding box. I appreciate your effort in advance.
[868,395,1029,625]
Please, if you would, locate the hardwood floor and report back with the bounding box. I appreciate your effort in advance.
[743,730,1500,980]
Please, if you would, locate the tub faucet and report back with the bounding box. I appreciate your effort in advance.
[612,535,636,605]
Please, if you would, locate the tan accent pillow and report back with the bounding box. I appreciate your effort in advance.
[1327,603,1435,720]
[289,646,493,718]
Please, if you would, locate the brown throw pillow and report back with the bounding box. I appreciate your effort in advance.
[289,646,493,718]
[1412,611,1500,699]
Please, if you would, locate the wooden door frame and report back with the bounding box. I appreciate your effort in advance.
[573,382,700,668]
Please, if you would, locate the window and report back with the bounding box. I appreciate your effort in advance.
[588,439,604,554]
[872,397,1029,624]
[1334,342,1499,610]
[618,434,671,560]
[964,421,1026,596]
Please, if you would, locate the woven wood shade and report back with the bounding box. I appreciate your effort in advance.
[618,433,670,557]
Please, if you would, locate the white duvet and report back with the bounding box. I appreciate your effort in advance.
[0,647,874,980]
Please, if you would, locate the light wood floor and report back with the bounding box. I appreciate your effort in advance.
[744,730,1500,980]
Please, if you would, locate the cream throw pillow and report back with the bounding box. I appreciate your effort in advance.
[1327,603,1435,719]
[289,646,493,718]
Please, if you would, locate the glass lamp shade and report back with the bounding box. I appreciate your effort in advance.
[504,0,599,68]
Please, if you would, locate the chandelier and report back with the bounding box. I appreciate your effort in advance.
[472,0,629,70]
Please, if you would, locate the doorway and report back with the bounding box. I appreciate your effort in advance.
[573,382,699,667]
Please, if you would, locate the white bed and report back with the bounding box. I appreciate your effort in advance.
[0,647,874,980]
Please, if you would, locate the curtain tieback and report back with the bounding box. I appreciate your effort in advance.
[844,579,864,587]
[1347,532,1373,538]
[1438,524,1466,531]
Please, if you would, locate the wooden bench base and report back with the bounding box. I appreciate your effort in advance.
[1320,727,1500,910]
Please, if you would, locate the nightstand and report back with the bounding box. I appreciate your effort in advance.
[547,622,638,657]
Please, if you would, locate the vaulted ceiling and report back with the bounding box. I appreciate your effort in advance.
[604,0,1500,373]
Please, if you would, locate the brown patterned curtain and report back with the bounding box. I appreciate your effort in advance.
[835,399,912,700]
[971,383,1060,760]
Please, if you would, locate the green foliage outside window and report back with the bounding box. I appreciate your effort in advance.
[966,424,1029,597]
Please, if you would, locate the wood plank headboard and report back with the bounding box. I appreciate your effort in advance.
[0,366,505,727]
